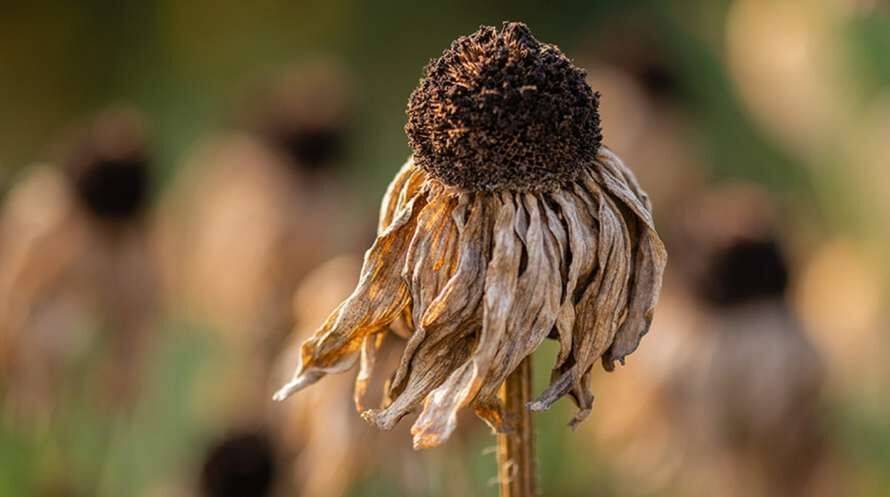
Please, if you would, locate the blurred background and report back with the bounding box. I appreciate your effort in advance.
[1,1,889,496]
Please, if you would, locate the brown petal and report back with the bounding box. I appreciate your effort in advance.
[477,193,562,401]
[409,193,521,448]
[550,189,600,368]
[591,149,668,369]
[365,194,490,435]
[403,193,459,329]
[389,194,488,395]
[354,332,385,412]
[363,330,475,433]
[603,225,667,370]
[378,159,428,233]
[274,191,426,400]
[594,147,654,225]
[533,186,632,425]
[378,159,416,232]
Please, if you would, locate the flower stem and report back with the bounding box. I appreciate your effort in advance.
[497,355,536,497]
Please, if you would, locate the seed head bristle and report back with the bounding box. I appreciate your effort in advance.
[405,22,602,192]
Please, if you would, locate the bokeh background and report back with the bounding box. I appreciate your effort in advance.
[1,1,889,496]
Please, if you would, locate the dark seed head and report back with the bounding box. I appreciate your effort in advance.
[700,238,790,308]
[200,430,278,497]
[405,22,602,192]
[264,121,348,172]
[246,62,352,174]
[63,110,151,222]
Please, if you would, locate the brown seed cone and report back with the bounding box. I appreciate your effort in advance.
[405,22,602,193]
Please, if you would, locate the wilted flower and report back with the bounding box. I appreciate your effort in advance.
[245,60,353,173]
[199,429,279,497]
[275,256,429,497]
[156,61,364,428]
[275,22,667,449]
[0,108,158,412]
[589,186,831,497]
[157,60,359,350]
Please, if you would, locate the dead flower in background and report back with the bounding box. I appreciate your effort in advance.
[0,108,159,413]
[275,22,667,449]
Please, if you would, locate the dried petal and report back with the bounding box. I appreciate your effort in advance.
[410,193,521,448]
[591,148,667,369]
[477,193,561,401]
[354,332,385,412]
[277,148,666,445]
[274,193,425,400]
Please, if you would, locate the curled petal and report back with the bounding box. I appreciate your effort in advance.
[603,225,666,370]
[274,192,426,401]
[534,187,631,425]
[409,193,520,448]
[378,159,415,231]
[354,333,385,412]
[550,189,599,368]
[403,194,459,329]
[597,146,653,216]
[277,151,666,447]
[389,195,488,396]
[363,331,475,433]
[478,193,562,401]
[379,159,428,232]
[588,149,667,369]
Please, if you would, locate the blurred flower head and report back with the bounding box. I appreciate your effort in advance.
[589,182,831,497]
[200,429,279,497]
[242,60,352,175]
[698,237,789,308]
[60,108,152,224]
[0,106,160,415]
[276,22,667,449]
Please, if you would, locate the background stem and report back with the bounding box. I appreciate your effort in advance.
[497,356,536,497]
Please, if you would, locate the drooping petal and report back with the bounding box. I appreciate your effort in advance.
[274,191,426,401]
[477,193,562,402]
[588,150,667,369]
[378,159,415,231]
[550,189,600,368]
[363,330,475,432]
[410,193,521,448]
[354,332,385,412]
[593,147,654,225]
[403,193,459,330]
[276,149,667,446]
[603,225,666,370]
[419,195,489,331]
[378,159,428,232]
[388,194,488,396]
[363,194,489,432]
[532,184,632,426]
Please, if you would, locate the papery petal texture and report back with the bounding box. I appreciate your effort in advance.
[276,149,667,448]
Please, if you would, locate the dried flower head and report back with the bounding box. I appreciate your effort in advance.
[200,430,278,497]
[699,238,789,307]
[406,22,601,192]
[63,109,152,222]
[275,22,667,449]
[247,61,352,173]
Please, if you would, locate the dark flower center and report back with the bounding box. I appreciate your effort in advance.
[73,156,150,221]
[200,431,277,497]
[701,238,789,307]
[405,22,602,192]
[270,124,347,172]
